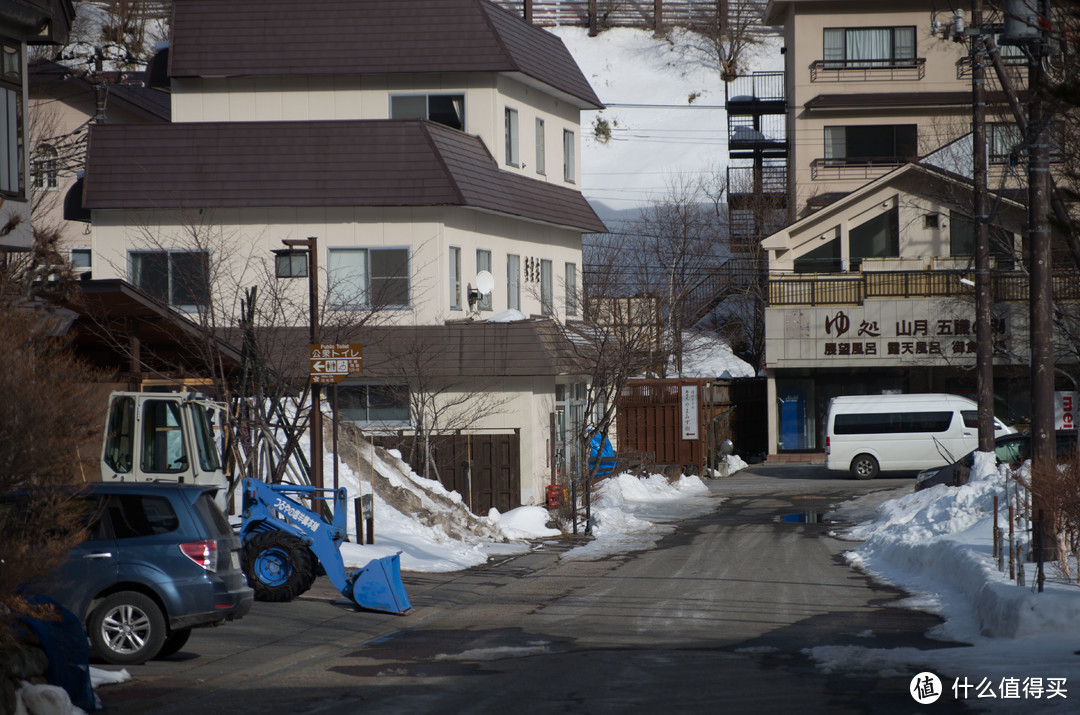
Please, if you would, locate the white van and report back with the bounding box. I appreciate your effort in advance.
[825,393,1015,479]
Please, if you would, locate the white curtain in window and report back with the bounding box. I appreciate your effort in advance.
[823,29,844,63]
[893,27,915,60]
[847,28,891,65]
[328,249,368,307]
[824,127,846,162]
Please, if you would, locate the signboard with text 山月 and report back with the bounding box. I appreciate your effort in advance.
[309,344,362,384]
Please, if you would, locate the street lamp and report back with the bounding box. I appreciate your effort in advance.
[273,237,323,491]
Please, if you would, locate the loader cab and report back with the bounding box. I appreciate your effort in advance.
[101,392,229,508]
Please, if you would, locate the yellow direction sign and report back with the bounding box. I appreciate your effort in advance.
[309,343,362,384]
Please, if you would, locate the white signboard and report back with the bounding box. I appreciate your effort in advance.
[681,385,699,441]
[1056,391,1079,431]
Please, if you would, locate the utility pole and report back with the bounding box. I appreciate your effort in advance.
[972,0,996,453]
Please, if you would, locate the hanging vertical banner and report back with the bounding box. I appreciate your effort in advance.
[1055,391,1078,430]
[681,385,699,441]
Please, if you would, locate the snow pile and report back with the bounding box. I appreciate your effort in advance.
[675,331,756,379]
[804,452,1080,710]
[489,506,562,540]
[562,473,716,561]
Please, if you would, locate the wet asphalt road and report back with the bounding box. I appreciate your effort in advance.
[97,464,972,714]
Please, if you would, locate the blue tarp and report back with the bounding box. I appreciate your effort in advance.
[588,432,617,477]
[19,595,99,712]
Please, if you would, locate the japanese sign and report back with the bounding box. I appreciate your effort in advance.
[681,385,699,441]
[309,343,362,384]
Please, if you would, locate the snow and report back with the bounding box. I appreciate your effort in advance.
[675,330,756,379]
[809,453,1080,710]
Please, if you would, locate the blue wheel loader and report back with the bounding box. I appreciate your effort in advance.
[239,478,411,615]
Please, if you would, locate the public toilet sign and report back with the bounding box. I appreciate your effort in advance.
[309,343,362,384]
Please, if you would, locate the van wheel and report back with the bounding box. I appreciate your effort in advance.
[850,454,879,480]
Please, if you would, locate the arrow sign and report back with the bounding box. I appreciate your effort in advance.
[309,344,362,384]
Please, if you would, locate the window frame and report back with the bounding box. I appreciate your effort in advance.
[822,26,917,68]
[476,248,492,311]
[505,107,519,167]
[30,142,59,191]
[1,38,24,199]
[389,93,465,131]
[564,262,577,317]
[330,383,411,427]
[128,249,211,310]
[70,247,92,271]
[563,129,575,183]
[507,254,520,311]
[328,246,411,310]
[540,259,553,315]
[535,117,546,175]
[823,124,918,165]
[449,246,462,311]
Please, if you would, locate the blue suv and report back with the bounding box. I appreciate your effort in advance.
[20,482,253,665]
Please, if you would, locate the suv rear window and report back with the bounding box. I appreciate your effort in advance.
[106,495,179,539]
[193,492,233,538]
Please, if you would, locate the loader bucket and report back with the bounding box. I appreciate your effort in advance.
[350,553,412,615]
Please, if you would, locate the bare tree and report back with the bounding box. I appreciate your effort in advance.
[676,1,769,81]
[0,244,105,649]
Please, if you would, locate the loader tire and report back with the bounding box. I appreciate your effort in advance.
[243,531,316,602]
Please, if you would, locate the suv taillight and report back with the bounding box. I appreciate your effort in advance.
[180,539,218,572]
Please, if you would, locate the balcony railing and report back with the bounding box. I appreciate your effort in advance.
[810,58,926,82]
[727,165,787,197]
[957,54,1025,79]
[810,157,907,181]
[725,71,785,106]
[769,269,1080,306]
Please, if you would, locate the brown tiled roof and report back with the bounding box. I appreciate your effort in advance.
[250,320,589,381]
[4,1,74,43]
[82,119,607,233]
[805,91,1019,111]
[30,60,171,122]
[168,0,602,109]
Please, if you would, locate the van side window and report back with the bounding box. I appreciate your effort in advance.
[834,411,953,434]
[961,410,978,429]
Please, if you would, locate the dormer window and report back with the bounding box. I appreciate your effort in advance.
[390,94,464,131]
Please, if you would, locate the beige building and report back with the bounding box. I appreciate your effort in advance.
[750,0,1078,461]
[763,0,1026,219]
[75,0,607,508]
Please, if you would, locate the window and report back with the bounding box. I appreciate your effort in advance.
[390,94,464,131]
[129,250,210,308]
[141,399,188,474]
[563,129,575,183]
[824,125,917,165]
[70,247,91,271]
[507,254,520,311]
[794,238,842,274]
[328,247,410,309]
[823,26,916,67]
[849,207,899,268]
[540,259,553,315]
[564,262,577,316]
[31,143,58,190]
[330,384,410,425]
[949,211,1016,269]
[476,248,492,311]
[535,118,546,175]
[106,495,179,539]
[504,107,519,166]
[1,39,23,198]
[988,123,1021,164]
[832,411,953,435]
[450,246,462,311]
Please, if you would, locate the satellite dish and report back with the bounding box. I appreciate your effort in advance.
[475,270,494,296]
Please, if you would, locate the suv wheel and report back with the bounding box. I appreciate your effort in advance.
[89,591,166,665]
[243,531,316,602]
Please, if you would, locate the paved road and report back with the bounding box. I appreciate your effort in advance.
[98,464,969,714]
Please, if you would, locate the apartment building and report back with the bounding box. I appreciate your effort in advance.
[745,0,1079,460]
